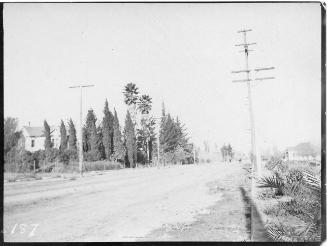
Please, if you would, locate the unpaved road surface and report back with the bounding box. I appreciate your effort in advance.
[4,163,247,242]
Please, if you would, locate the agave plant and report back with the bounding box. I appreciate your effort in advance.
[257,172,285,196]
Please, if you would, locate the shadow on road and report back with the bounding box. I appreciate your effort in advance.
[239,187,270,242]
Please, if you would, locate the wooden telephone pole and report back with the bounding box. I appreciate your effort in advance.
[69,84,95,177]
[232,29,275,174]
[232,29,275,240]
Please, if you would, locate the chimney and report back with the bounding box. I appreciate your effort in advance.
[29,122,30,126]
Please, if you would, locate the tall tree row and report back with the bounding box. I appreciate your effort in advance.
[4,83,192,168]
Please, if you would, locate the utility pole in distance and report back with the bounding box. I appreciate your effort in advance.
[152,117,161,168]
[232,28,274,241]
[69,84,95,177]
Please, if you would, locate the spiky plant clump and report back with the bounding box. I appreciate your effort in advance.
[264,170,321,242]
[265,157,288,173]
[266,224,295,242]
[257,172,285,196]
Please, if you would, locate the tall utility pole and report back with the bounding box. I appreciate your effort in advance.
[69,84,95,177]
[232,29,274,174]
[232,29,274,240]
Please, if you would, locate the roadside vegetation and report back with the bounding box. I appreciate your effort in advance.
[256,157,321,242]
[4,83,196,181]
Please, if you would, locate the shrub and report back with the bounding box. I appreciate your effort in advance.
[45,148,60,162]
[260,169,321,242]
[84,150,102,162]
[58,151,70,165]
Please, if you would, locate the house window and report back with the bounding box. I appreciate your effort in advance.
[31,139,35,147]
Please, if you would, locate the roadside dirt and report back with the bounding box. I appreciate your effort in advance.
[4,163,248,242]
[142,165,249,241]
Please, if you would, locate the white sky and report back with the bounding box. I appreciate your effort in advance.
[4,3,322,153]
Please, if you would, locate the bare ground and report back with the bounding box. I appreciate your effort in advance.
[4,162,249,242]
[142,164,249,241]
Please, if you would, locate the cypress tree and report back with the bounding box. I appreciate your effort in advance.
[90,119,101,160]
[68,119,77,150]
[82,127,88,152]
[159,109,190,164]
[113,109,125,162]
[161,114,178,153]
[59,120,67,151]
[175,117,188,148]
[102,99,114,160]
[97,125,106,160]
[83,109,101,161]
[44,120,52,150]
[124,110,136,168]
[84,109,97,152]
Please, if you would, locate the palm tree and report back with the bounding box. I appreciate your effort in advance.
[124,83,139,105]
[138,94,152,115]
[135,94,153,165]
[123,83,139,125]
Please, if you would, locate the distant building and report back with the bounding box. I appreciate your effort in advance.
[21,125,60,152]
[284,142,320,162]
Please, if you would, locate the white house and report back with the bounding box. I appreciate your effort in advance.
[22,125,61,152]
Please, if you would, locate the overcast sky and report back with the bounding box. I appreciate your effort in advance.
[4,3,321,153]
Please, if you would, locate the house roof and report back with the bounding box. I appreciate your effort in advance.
[287,142,319,156]
[23,126,45,137]
[23,125,60,138]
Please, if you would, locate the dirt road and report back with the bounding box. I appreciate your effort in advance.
[4,163,247,242]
